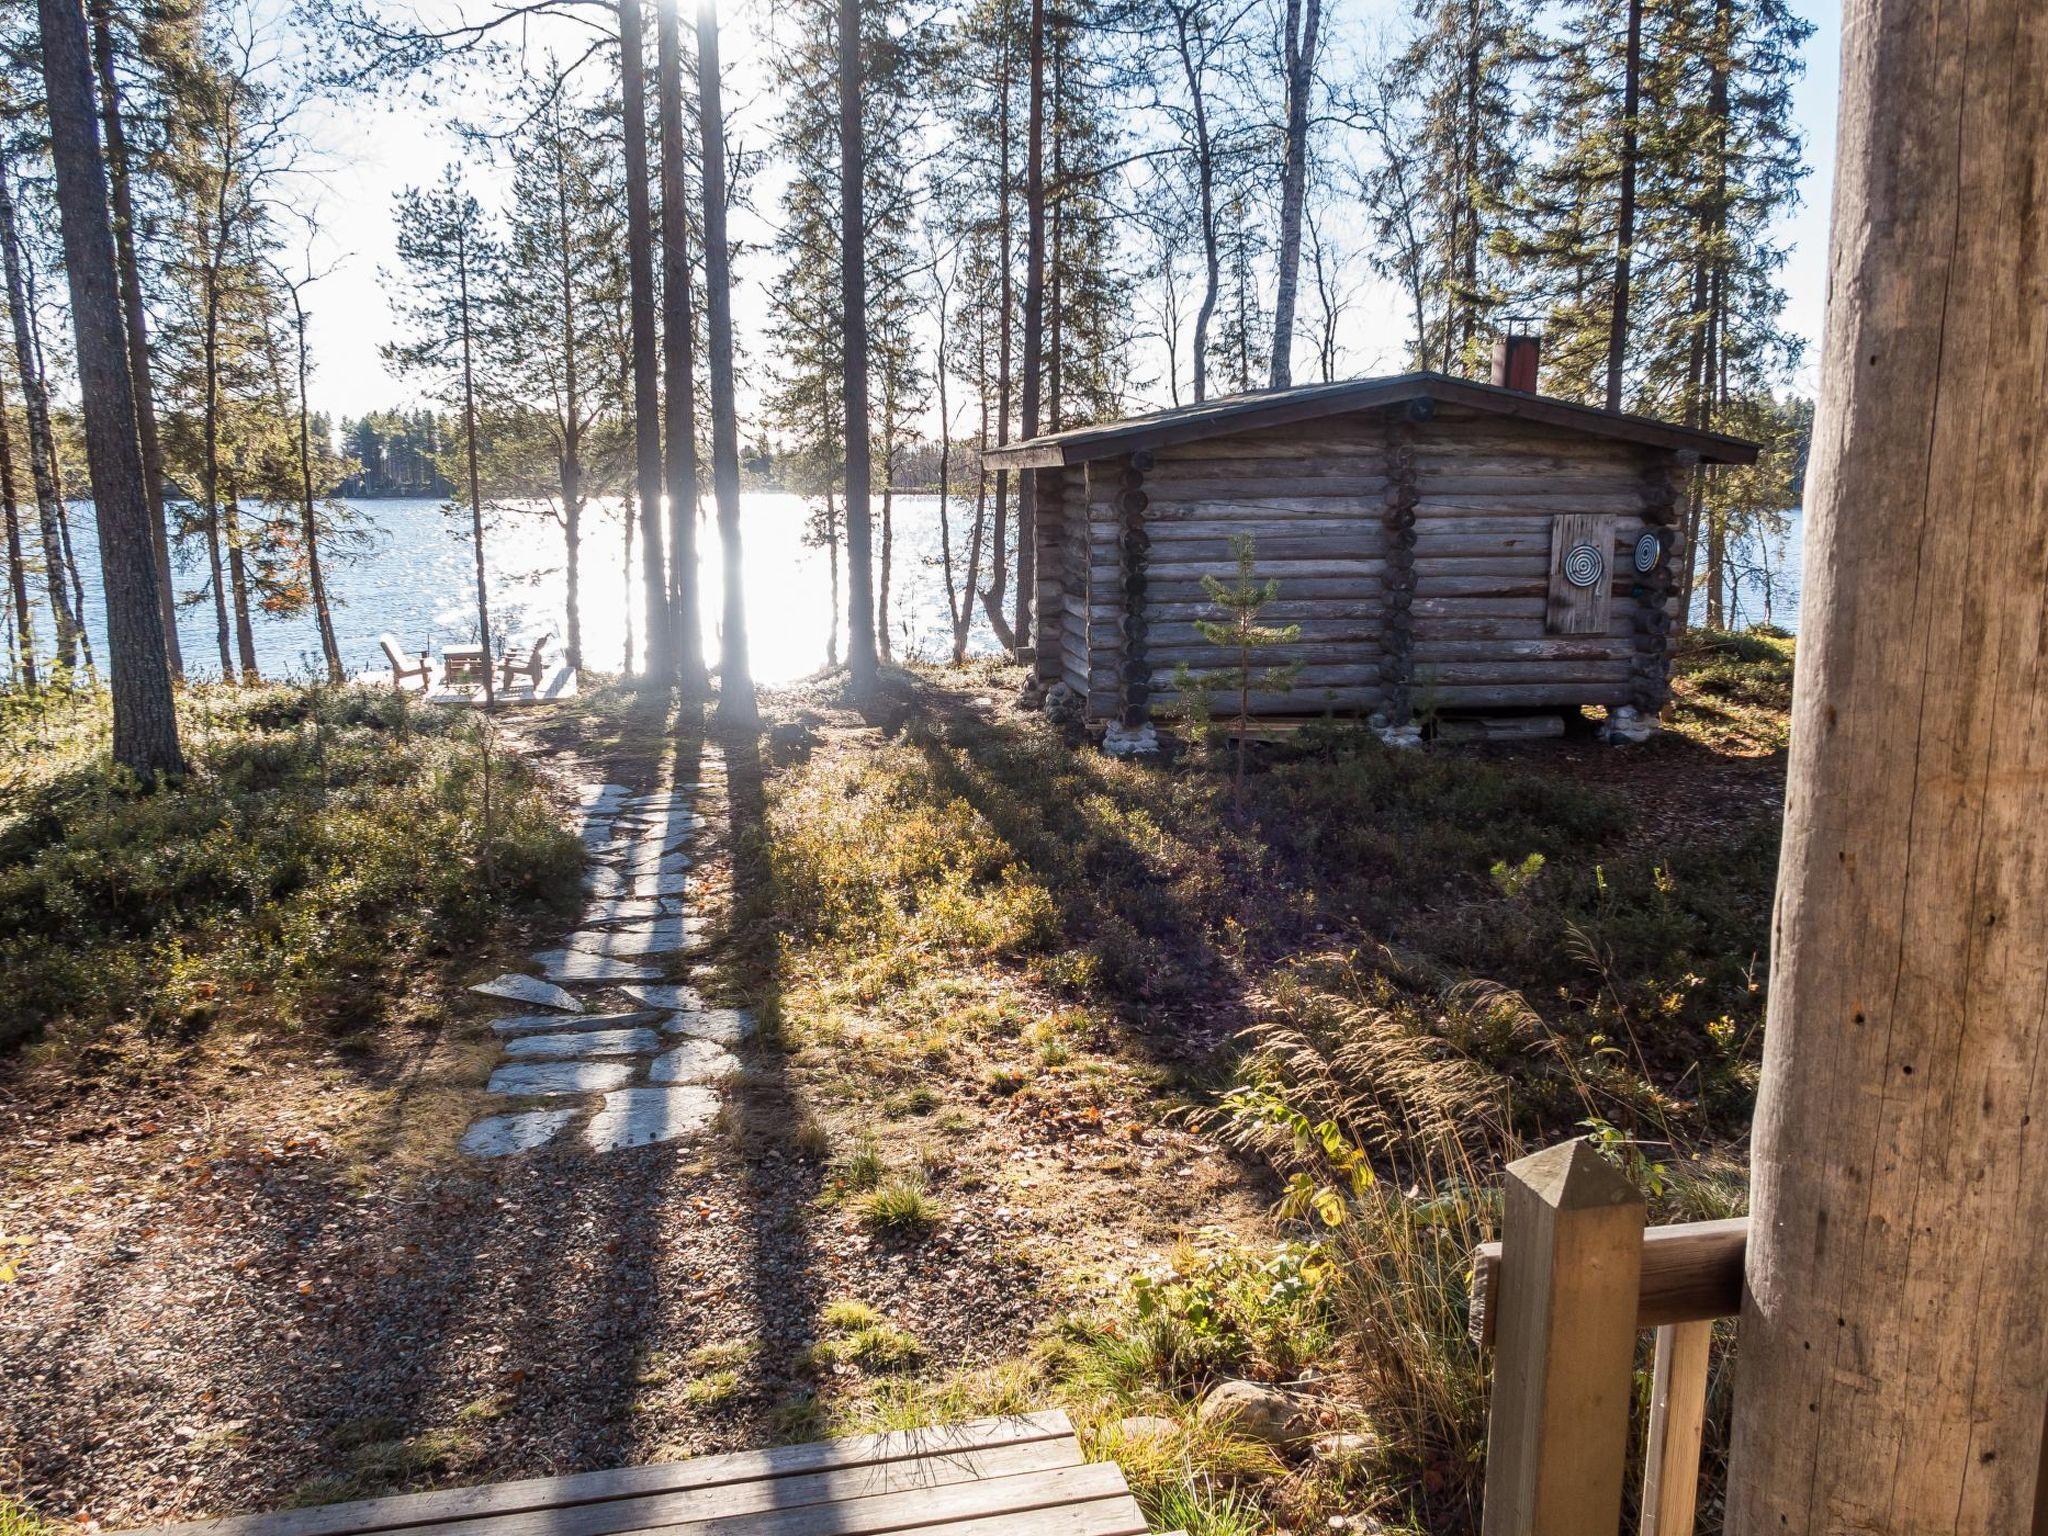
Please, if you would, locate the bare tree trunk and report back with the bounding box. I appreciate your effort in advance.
[39,0,182,778]
[1267,0,1320,389]
[824,488,840,668]
[697,0,753,724]
[197,223,235,679]
[89,0,179,677]
[552,128,585,674]
[1728,3,2048,1528]
[877,440,893,662]
[1015,0,1045,653]
[0,362,35,690]
[621,490,635,674]
[619,0,668,681]
[839,0,877,695]
[286,288,342,682]
[981,16,1016,655]
[456,229,494,707]
[1601,0,1642,413]
[222,478,259,680]
[0,156,82,674]
[657,0,704,696]
[1176,9,1220,405]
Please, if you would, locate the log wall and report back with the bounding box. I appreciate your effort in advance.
[1039,404,1686,727]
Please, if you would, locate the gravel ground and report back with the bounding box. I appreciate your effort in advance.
[0,705,1265,1528]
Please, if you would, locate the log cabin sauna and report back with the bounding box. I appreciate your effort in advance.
[984,341,1758,750]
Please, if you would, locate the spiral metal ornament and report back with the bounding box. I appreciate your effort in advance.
[1633,530,1663,574]
[1563,542,1606,589]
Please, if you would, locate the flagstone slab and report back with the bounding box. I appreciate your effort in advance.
[668,1007,756,1045]
[491,1009,662,1037]
[594,828,698,858]
[565,920,691,958]
[625,870,692,899]
[461,1109,578,1157]
[488,1060,636,1096]
[577,782,634,804]
[582,866,632,898]
[621,982,710,1013]
[584,1086,720,1152]
[470,974,583,1013]
[529,948,663,983]
[504,1027,665,1059]
[615,848,694,880]
[577,897,678,927]
[649,1038,741,1084]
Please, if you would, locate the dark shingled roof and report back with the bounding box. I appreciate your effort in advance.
[981,371,1760,469]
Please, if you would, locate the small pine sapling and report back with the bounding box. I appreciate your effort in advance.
[1172,533,1302,806]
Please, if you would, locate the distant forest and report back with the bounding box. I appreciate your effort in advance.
[335,411,455,498]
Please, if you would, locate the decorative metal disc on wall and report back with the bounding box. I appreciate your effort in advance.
[1633,531,1663,574]
[1563,542,1606,589]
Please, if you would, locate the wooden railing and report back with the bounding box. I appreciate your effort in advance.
[1468,1138,1750,1536]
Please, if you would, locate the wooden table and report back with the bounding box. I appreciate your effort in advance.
[121,1410,1155,1536]
[440,645,485,686]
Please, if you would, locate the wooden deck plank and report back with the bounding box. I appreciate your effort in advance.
[617,1462,1135,1536]
[846,1496,1151,1536]
[120,1414,1078,1536]
[407,1441,1087,1536]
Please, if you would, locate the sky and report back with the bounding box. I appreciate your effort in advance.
[293,0,1844,427]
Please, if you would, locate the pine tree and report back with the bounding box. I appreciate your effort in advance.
[1172,533,1300,808]
[1390,0,1534,375]
[385,168,502,705]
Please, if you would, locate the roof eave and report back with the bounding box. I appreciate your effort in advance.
[982,374,1760,469]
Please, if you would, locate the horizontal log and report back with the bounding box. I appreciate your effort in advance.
[1143,686,1385,716]
[1469,1216,1748,1349]
[1147,639,1388,666]
[1416,473,1653,496]
[1138,534,1385,562]
[1414,659,1632,685]
[1413,494,1648,516]
[1138,497,1392,521]
[1128,476,1410,500]
[1412,556,1550,578]
[1145,517,1388,542]
[1413,575,1551,598]
[1426,683,1631,707]
[1154,662,1383,689]
[1413,637,1636,662]
[1108,558,1386,582]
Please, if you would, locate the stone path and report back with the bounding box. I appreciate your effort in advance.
[458,773,754,1158]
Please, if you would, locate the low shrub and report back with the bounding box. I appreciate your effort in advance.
[0,683,578,1054]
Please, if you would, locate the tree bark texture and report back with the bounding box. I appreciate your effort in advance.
[619,0,669,680]
[696,0,753,723]
[39,0,183,779]
[656,0,705,695]
[1016,0,1046,652]
[1727,3,2048,1529]
[1267,0,1320,389]
[839,0,877,693]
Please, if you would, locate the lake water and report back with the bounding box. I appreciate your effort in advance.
[51,492,1003,687]
[43,495,1803,686]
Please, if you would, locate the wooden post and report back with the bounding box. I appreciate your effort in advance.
[1727,2,2048,1530]
[1640,1320,1712,1536]
[1480,1139,1644,1536]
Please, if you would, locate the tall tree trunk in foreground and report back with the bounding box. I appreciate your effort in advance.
[1014,0,1045,652]
[696,0,753,724]
[39,0,182,778]
[838,0,876,695]
[619,0,668,681]
[548,125,586,673]
[1727,3,2048,1530]
[89,0,179,677]
[656,0,704,697]
[0,362,36,690]
[0,157,83,674]
[1601,0,1643,414]
[1267,0,1320,389]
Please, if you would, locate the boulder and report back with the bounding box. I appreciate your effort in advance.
[1195,1380,1311,1445]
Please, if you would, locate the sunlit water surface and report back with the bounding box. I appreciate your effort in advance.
[58,493,1002,686]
